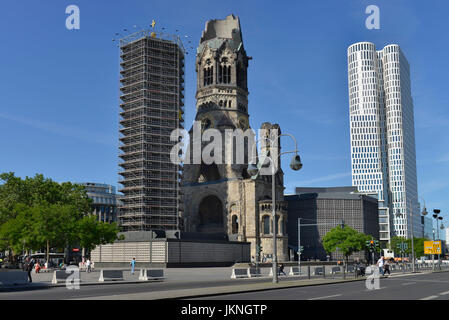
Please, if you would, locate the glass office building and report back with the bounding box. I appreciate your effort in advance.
[348,42,420,242]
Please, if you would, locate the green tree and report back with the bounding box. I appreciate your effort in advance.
[389,236,430,259]
[77,215,121,255]
[0,172,119,262]
[322,226,371,267]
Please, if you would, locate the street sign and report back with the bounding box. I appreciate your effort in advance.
[424,241,441,254]
[396,243,408,251]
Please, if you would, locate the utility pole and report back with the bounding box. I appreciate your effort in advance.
[409,199,415,272]
[298,218,301,275]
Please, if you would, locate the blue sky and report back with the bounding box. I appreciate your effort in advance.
[0,1,448,226]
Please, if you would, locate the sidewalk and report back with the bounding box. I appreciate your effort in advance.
[75,268,448,300]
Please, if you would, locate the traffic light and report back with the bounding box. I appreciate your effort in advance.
[366,239,379,252]
[256,245,263,254]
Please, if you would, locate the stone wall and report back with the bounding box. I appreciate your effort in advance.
[91,238,250,267]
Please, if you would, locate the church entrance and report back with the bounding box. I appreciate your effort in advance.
[198,195,224,233]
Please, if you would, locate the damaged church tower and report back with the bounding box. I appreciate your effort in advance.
[182,14,289,261]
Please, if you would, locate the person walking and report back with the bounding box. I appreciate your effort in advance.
[25,257,35,283]
[278,263,286,276]
[86,258,91,273]
[377,256,385,276]
[35,261,41,274]
[130,257,136,275]
[384,258,391,277]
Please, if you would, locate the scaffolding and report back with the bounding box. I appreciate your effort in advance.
[118,29,185,232]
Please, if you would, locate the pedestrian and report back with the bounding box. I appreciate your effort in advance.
[86,258,91,273]
[35,261,41,274]
[25,257,34,283]
[384,258,391,276]
[377,256,385,276]
[278,263,286,276]
[130,257,136,275]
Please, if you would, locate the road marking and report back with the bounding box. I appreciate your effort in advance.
[401,282,416,286]
[421,295,439,300]
[364,286,386,292]
[439,291,449,296]
[308,294,342,300]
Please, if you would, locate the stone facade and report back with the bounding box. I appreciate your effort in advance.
[181,14,289,261]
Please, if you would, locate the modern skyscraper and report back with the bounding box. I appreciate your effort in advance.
[348,42,420,244]
[118,29,185,232]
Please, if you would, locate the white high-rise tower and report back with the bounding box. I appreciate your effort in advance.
[348,42,420,244]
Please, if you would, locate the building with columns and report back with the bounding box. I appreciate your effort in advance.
[81,182,119,223]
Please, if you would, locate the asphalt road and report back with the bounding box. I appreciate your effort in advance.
[0,267,445,300]
[192,271,449,300]
[0,274,321,300]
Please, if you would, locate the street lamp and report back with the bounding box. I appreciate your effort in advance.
[432,209,443,270]
[248,133,302,284]
[395,201,419,273]
[395,209,407,272]
[420,198,428,217]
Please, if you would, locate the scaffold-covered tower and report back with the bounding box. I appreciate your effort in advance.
[118,28,185,232]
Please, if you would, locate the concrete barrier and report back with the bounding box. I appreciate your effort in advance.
[331,267,341,274]
[139,269,164,281]
[313,267,324,275]
[248,267,261,278]
[289,266,301,276]
[231,268,249,279]
[98,270,123,282]
[138,269,146,280]
[147,269,164,280]
[52,270,76,284]
[0,271,29,285]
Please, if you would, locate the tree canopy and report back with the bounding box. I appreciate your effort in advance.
[322,225,372,263]
[389,236,430,258]
[0,172,120,260]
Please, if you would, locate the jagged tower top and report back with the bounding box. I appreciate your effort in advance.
[197,14,243,54]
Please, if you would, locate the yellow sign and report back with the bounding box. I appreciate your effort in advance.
[424,241,441,254]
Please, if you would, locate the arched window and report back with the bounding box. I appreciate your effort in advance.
[204,67,213,86]
[198,195,223,233]
[232,215,239,234]
[226,66,231,83]
[263,216,270,235]
[218,64,231,84]
[218,65,223,83]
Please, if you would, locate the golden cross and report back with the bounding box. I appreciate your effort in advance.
[151,20,156,29]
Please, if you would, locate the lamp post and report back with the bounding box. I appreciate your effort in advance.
[298,218,301,275]
[395,198,428,273]
[432,229,436,270]
[248,133,302,284]
[432,209,443,270]
[395,209,406,272]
